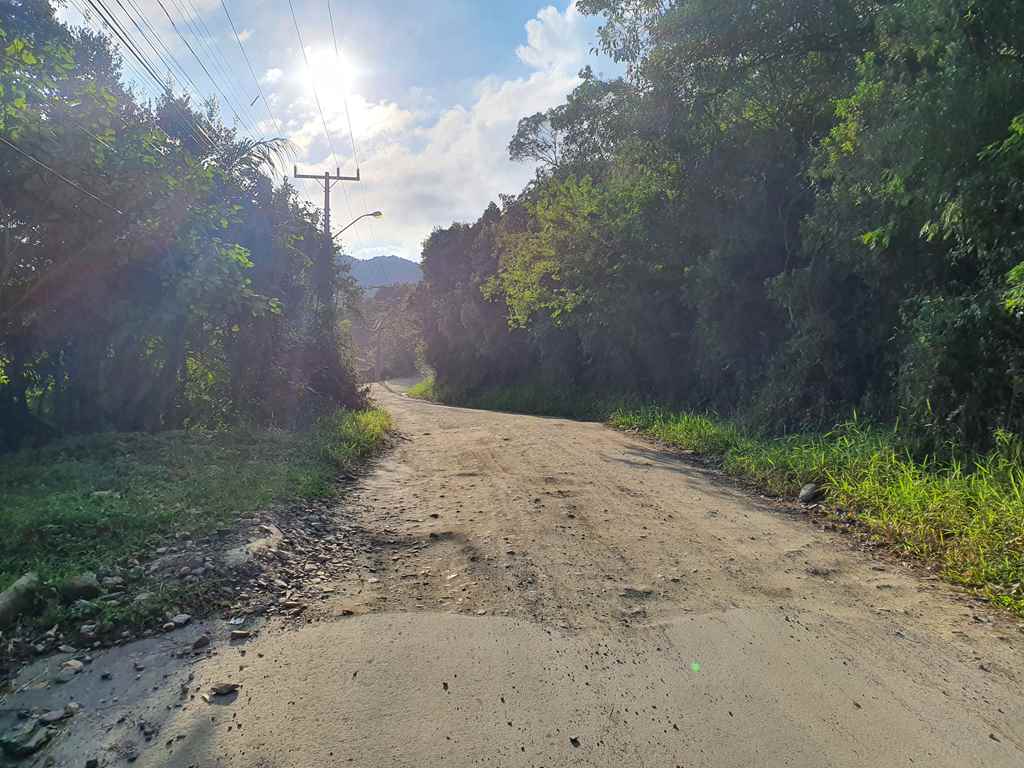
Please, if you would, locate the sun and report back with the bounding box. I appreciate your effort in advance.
[305,46,360,106]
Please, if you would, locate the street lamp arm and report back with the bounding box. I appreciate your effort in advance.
[332,210,383,240]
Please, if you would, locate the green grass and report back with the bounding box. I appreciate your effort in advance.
[407,375,437,401]
[0,408,393,591]
[315,408,394,469]
[611,406,1024,614]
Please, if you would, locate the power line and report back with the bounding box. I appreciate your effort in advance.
[68,0,215,149]
[117,0,208,104]
[287,0,338,170]
[327,0,380,242]
[84,0,168,90]
[111,0,221,149]
[77,0,212,148]
[55,112,116,152]
[326,1,359,168]
[3,52,196,191]
[172,0,262,130]
[182,0,260,122]
[287,0,363,247]
[220,0,284,136]
[0,49,115,156]
[0,135,125,215]
[154,0,261,136]
[162,0,257,132]
[317,1,365,243]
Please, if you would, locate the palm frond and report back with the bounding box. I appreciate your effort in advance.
[218,137,297,180]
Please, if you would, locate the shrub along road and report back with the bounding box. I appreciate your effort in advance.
[3,385,1022,766]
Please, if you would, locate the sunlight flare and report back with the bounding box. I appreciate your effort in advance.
[303,45,361,111]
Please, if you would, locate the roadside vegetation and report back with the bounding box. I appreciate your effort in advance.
[416,0,1024,455]
[0,409,392,592]
[0,5,396,641]
[611,408,1024,614]
[351,284,423,383]
[2,3,367,457]
[407,376,437,401]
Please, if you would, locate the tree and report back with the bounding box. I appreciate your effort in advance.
[417,0,1024,449]
[0,3,364,449]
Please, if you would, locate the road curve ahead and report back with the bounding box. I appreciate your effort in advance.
[29,384,1024,767]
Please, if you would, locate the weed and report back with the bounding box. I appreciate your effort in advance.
[407,376,437,401]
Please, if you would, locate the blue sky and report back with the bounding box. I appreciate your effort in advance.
[57,0,616,260]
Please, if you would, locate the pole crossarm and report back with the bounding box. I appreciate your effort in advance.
[293,165,361,183]
[292,164,364,317]
[292,164,364,255]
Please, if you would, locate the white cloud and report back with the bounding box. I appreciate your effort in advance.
[59,0,608,261]
[283,0,605,260]
[516,1,589,74]
[261,68,284,85]
[286,94,417,155]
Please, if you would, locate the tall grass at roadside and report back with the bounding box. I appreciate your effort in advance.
[315,408,394,470]
[611,407,1024,613]
[407,375,437,401]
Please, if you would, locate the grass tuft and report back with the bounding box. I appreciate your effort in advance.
[407,375,437,401]
[315,408,394,470]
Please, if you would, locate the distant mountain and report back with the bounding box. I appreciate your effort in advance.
[340,254,422,289]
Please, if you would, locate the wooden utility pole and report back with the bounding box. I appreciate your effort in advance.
[293,165,360,242]
[293,165,360,312]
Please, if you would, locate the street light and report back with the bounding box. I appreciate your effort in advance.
[332,210,383,240]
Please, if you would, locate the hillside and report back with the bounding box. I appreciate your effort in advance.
[341,254,422,289]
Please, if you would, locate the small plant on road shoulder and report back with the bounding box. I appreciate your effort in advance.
[611,407,746,456]
[407,376,437,401]
[314,408,394,471]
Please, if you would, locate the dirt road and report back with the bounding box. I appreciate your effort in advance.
[8,384,1023,766]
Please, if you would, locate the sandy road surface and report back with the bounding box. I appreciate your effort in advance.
[8,384,1023,767]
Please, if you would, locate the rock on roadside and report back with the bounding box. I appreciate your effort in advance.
[0,572,41,629]
[0,721,54,758]
[798,483,823,504]
[209,682,239,696]
[59,572,102,603]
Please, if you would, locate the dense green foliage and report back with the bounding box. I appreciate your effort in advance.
[1,2,365,452]
[611,406,1024,612]
[0,407,392,589]
[417,0,1024,452]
